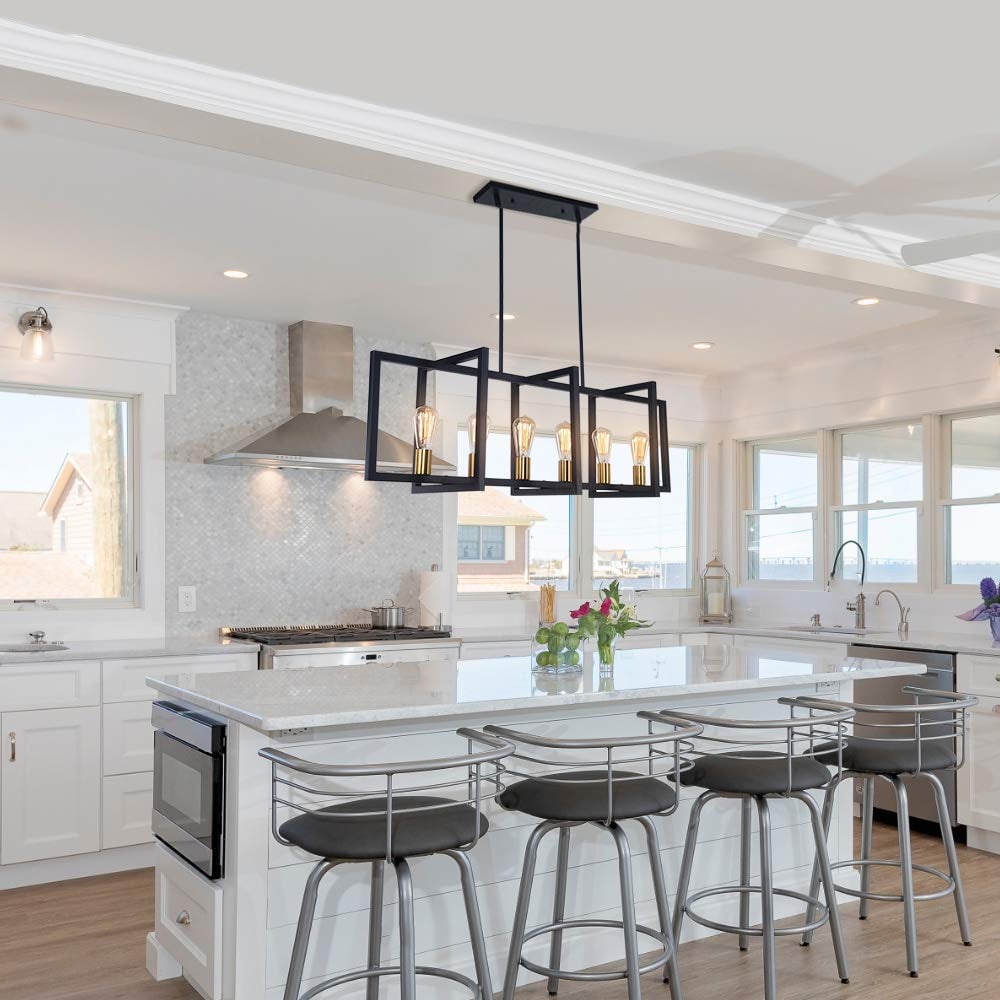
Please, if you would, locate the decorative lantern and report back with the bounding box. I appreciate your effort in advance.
[699,553,733,624]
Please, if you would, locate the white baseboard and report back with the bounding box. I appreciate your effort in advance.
[966,826,1000,855]
[146,931,182,980]
[0,842,155,890]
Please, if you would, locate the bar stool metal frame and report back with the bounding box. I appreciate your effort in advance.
[797,685,978,978]
[479,715,703,1000]
[259,728,513,1000]
[651,698,855,1000]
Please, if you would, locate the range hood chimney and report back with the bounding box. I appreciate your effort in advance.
[205,322,453,473]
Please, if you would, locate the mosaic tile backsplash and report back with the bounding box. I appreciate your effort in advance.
[165,313,444,634]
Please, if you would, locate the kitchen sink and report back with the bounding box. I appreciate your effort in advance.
[0,642,68,653]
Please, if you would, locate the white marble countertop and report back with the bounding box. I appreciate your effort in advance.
[148,644,927,733]
[0,635,259,665]
[456,623,1000,657]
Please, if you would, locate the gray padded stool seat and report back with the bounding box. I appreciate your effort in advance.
[679,750,831,795]
[499,770,676,821]
[816,737,957,775]
[279,795,489,860]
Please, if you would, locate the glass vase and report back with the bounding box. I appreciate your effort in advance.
[597,634,618,668]
[991,613,1000,644]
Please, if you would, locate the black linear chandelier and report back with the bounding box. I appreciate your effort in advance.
[364,181,671,498]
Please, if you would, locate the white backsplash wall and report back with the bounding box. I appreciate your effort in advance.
[165,313,443,634]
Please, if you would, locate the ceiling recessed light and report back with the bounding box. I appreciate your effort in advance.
[491,312,516,321]
[853,296,879,306]
[690,342,715,350]
[223,269,249,279]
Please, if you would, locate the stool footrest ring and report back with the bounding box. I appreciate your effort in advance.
[518,919,672,983]
[830,858,956,903]
[299,964,482,1000]
[684,885,830,938]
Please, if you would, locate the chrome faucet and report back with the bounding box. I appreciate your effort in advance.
[828,540,867,630]
[875,589,911,639]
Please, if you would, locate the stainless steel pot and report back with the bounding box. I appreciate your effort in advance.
[367,599,411,629]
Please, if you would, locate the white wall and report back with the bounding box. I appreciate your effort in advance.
[716,316,1000,634]
[0,283,180,640]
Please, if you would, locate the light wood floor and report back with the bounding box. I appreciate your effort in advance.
[1,821,996,1000]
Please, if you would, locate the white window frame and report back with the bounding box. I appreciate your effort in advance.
[740,432,823,589]
[454,441,701,601]
[940,405,1000,590]
[828,418,928,593]
[0,382,139,612]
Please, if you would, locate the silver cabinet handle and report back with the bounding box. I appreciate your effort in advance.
[176,910,191,926]
[8,732,14,763]
[994,673,1000,683]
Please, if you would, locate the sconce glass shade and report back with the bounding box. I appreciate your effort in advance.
[555,421,573,461]
[592,425,612,484]
[512,415,536,481]
[630,430,649,486]
[699,553,733,623]
[18,308,54,362]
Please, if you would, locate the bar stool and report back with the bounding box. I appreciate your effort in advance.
[799,685,978,978]
[481,714,703,1000]
[653,699,855,1000]
[259,728,513,1000]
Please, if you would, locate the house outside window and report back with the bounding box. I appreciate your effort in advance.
[0,386,132,603]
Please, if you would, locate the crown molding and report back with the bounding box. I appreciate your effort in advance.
[3,17,1000,289]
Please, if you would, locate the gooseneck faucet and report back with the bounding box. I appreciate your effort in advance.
[828,540,867,629]
[875,589,911,638]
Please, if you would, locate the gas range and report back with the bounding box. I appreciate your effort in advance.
[220,624,458,669]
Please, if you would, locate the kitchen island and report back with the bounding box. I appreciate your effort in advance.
[145,643,927,1000]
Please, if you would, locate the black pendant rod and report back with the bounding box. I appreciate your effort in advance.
[576,219,586,389]
[498,204,504,374]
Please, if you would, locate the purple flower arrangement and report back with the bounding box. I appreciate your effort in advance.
[957,577,1000,642]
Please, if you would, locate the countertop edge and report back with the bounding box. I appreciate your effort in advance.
[147,662,925,734]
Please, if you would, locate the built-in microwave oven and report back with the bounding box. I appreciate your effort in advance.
[151,701,227,880]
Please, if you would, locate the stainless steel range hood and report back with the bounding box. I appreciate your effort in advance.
[205,322,453,473]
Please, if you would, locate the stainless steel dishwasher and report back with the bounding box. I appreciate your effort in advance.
[849,644,960,830]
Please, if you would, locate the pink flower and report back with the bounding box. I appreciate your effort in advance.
[599,597,612,617]
[569,602,591,620]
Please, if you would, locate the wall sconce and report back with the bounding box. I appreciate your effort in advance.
[18,307,54,362]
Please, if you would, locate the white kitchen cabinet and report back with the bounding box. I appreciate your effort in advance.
[958,695,1000,835]
[103,700,154,775]
[103,772,154,848]
[0,660,99,712]
[956,654,1000,699]
[104,653,256,702]
[1,706,101,864]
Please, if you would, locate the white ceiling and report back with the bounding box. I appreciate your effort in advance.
[0,105,952,375]
[5,1,1000,245]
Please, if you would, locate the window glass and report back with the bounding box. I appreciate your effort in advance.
[951,413,1000,500]
[0,387,131,601]
[947,504,1000,584]
[747,512,814,581]
[456,431,571,593]
[835,508,919,583]
[841,424,923,504]
[752,437,817,509]
[593,445,693,590]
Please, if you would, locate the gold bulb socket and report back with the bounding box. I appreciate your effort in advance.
[633,465,648,487]
[468,453,476,478]
[413,448,433,476]
[558,459,573,483]
[515,455,531,481]
[596,461,612,485]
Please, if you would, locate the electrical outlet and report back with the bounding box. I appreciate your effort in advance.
[178,585,197,614]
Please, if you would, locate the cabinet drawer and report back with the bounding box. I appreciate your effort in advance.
[460,640,531,659]
[103,654,255,702]
[734,635,846,659]
[103,701,153,774]
[274,645,460,668]
[957,655,1000,697]
[103,772,153,848]
[155,844,223,999]
[681,632,735,647]
[0,660,99,711]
